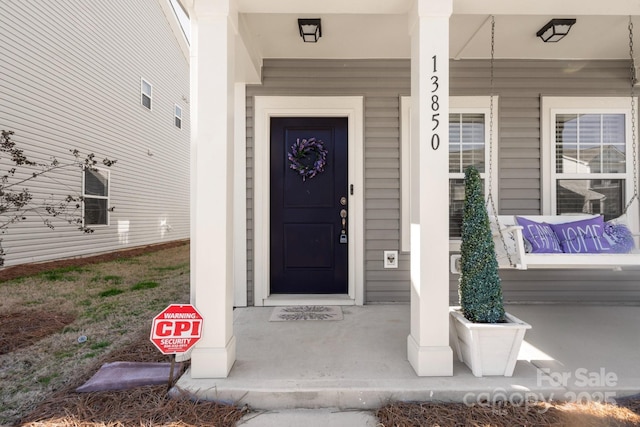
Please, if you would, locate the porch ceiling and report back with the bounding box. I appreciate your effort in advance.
[242,13,638,60]
[179,0,640,81]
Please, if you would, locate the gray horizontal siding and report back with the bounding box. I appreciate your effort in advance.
[0,0,190,266]
[247,59,411,304]
[246,58,640,305]
[450,59,640,304]
[451,268,640,305]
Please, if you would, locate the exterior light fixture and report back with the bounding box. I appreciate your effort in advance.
[536,18,576,42]
[298,18,322,43]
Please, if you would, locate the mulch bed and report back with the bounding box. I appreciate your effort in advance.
[377,401,563,427]
[18,385,247,427]
[376,399,640,427]
[0,240,189,282]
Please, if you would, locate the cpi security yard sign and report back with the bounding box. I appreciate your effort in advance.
[150,304,203,354]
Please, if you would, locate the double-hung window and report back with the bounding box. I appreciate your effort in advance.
[449,97,497,239]
[542,97,635,221]
[400,96,497,249]
[83,167,110,226]
[174,104,183,129]
[141,78,152,110]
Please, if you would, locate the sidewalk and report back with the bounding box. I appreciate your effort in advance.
[238,409,378,426]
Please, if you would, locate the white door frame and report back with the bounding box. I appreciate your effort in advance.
[253,96,364,306]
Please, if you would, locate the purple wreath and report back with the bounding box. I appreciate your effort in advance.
[287,137,327,181]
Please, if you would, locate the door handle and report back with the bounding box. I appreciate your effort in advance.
[339,209,348,244]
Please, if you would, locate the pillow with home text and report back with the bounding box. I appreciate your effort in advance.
[549,216,612,254]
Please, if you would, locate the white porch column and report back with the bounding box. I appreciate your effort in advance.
[407,0,453,376]
[189,0,237,378]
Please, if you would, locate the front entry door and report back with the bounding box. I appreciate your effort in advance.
[270,117,348,294]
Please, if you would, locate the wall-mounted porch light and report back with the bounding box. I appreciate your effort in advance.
[298,18,322,43]
[536,18,576,43]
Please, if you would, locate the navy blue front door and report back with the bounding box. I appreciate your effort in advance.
[270,117,348,294]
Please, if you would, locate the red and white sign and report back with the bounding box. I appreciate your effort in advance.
[150,304,203,354]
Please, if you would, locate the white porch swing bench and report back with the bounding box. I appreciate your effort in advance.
[494,215,640,270]
[481,16,640,271]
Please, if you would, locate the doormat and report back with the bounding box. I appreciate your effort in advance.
[269,305,343,321]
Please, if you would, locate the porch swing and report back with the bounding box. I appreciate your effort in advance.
[486,16,640,270]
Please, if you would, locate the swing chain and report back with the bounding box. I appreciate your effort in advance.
[486,16,514,267]
[626,16,638,214]
[488,15,495,199]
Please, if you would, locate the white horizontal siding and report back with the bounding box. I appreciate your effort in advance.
[0,0,190,267]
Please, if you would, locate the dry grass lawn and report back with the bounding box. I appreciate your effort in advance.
[0,241,245,426]
[1,241,640,426]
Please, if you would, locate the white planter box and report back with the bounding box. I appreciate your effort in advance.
[449,307,531,377]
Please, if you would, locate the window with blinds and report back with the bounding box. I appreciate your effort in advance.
[554,113,626,220]
[83,168,110,226]
[449,112,487,238]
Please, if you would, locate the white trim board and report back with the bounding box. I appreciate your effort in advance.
[253,96,365,307]
[233,83,248,307]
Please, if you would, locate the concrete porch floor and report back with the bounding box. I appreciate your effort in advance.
[175,304,640,410]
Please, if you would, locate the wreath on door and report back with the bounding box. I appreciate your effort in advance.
[287,137,327,181]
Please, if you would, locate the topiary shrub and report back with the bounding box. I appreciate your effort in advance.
[458,165,505,323]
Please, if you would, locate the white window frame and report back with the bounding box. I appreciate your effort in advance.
[400,96,498,252]
[541,96,638,228]
[82,167,110,227]
[174,104,183,129]
[141,78,152,110]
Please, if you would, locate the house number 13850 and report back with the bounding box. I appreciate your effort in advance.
[430,55,440,151]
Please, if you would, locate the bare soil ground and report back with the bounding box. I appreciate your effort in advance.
[2,242,640,426]
[0,311,76,356]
